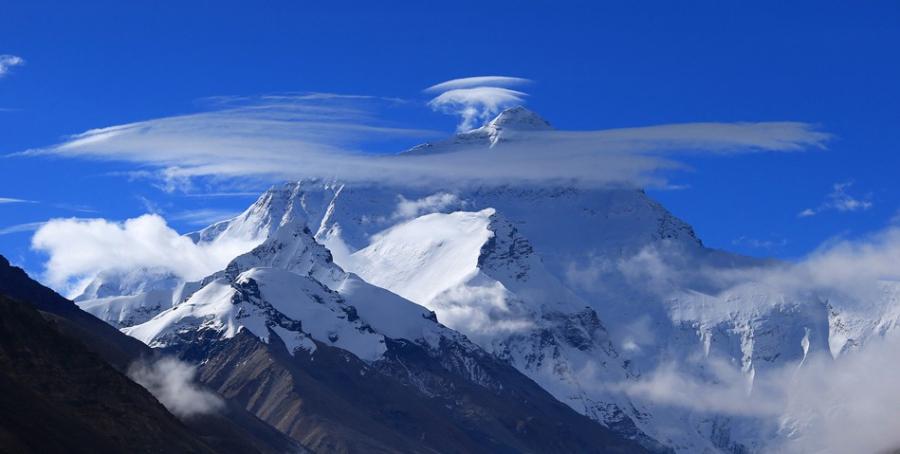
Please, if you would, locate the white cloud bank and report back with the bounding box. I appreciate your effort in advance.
[588,218,900,451]
[31,214,260,291]
[127,357,224,419]
[561,220,900,453]
[0,55,24,78]
[17,93,829,191]
[622,334,900,454]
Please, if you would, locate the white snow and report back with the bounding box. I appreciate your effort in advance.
[344,209,494,304]
[125,268,389,362]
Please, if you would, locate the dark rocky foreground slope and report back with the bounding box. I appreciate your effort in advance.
[0,256,304,454]
[0,293,217,454]
[169,329,647,454]
[0,254,650,453]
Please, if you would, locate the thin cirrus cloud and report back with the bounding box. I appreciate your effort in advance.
[168,208,243,226]
[0,221,46,236]
[0,197,34,204]
[15,91,830,192]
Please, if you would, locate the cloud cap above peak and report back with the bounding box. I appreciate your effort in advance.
[424,76,532,93]
[426,76,534,132]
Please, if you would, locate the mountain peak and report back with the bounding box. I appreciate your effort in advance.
[484,106,553,131]
[402,107,554,154]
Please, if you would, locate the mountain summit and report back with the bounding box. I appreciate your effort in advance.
[464,106,554,146]
[483,106,553,131]
[405,106,554,153]
[68,112,891,454]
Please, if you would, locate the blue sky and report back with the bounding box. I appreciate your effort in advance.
[2,1,899,277]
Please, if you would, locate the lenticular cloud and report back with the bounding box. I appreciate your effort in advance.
[426,76,532,131]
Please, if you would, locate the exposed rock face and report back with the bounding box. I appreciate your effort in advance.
[0,293,216,454]
[0,256,306,454]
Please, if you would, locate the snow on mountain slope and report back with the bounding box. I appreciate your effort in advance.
[346,209,494,305]
[111,219,651,453]
[124,216,464,364]
[75,267,182,301]
[330,198,787,452]
[74,265,214,328]
[78,289,178,329]
[337,207,676,447]
[404,105,553,154]
[125,267,389,361]
[344,208,599,341]
[76,184,323,328]
[74,107,900,453]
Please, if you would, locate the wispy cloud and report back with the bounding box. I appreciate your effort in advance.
[169,208,241,226]
[127,357,224,419]
[0,55,24,78]
[0,197,34,204]
[799,181,872,217]
[181,191,261,198]
[50,203,98,214]
[732,235,788,250]
[0,221,46,236]
[15,92,830,191]
[427,76,532,131]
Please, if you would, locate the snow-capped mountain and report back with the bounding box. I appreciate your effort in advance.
[84,185,647,452]
[76,107,900,453]
[124,218,461,364]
